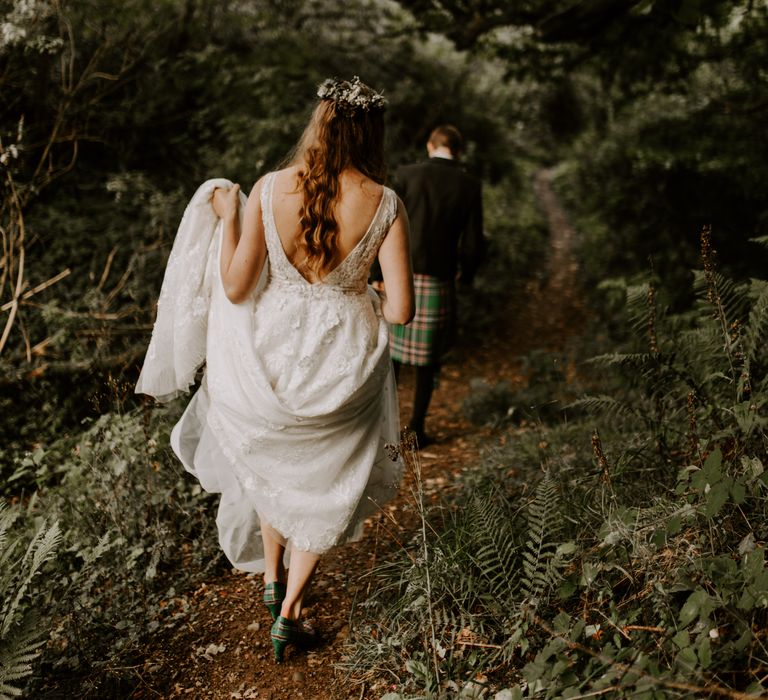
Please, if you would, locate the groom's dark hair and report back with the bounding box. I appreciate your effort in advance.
[428,125,464,156]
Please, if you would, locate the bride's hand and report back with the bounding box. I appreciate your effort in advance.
[212,184,241,220]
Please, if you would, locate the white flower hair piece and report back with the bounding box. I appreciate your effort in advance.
[316,76,387,114]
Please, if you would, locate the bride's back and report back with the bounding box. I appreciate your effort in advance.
[271,165,384,283]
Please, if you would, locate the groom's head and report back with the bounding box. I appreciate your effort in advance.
[427,125,463,158]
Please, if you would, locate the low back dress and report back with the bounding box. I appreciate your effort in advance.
[139,173,403,571]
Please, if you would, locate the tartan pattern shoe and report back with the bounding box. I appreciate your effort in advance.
[262,582,286,621]
[269,616,318,662]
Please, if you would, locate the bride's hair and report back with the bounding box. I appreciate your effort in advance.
[291,83,386,277]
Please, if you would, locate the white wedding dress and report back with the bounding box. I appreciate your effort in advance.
[136,173,402,571]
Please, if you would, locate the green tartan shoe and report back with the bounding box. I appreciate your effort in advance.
[270,615,317,663]
[263,582,286,621]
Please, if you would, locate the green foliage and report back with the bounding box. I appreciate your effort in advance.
[520,472,564,607]
[1,402,223,695]
[1,0,535,480]
[462,350,577,427]
[0,505,60,698]
[348,253,768,697]
[456,161,551,354]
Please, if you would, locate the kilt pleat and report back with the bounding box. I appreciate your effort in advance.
[390,274,455,366]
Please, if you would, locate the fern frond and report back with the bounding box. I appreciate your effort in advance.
[521,472,562,607]
[567,395,636,419]
[467,492,521,603]
[742,279,768,366]
[0,682,23,697]
[626,283,651,313]
[1,520,60,639]
[749,235,768,249]
[692,269,749,327]
[586,352,657,369]
[0,507,21,590]
[0,609,47,699]
[0,516,60,699]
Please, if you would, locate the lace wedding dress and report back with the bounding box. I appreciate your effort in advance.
[136,173,402,571]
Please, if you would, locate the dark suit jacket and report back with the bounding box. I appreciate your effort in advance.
[393,157,484,283]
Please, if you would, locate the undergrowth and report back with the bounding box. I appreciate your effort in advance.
[0,397,223,697]
[343,230,768,699]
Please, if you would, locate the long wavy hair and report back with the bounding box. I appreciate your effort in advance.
[291,97,386,278]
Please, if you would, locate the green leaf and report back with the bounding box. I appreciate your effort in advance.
[730,479,746,504]
[553,611,572,634]
[677,646,698,669]
[672,630,690,649]
[742,549,765,578]
[702,449,722,482]
[697,636,712,669]
[666,516,682,535]
[705,482,729,517]
[581,562,598,587]
[679,589,712,627]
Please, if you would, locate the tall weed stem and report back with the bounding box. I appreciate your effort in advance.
[402,429,441,692]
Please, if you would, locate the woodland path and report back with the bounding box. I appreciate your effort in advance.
[136,168,586,700]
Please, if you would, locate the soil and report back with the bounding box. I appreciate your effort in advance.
[133,169,585,700]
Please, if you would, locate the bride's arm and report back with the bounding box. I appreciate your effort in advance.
[213,179,267,303]
[377,197,415,325]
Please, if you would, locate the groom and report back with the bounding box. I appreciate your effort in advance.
[388,124,484,445]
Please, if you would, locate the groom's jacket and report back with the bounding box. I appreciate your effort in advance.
[393,156,484,284]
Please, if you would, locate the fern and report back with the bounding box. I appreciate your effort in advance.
[692,269,749,328]
[0,611,46,699]
[749,235,768,249]
[521,471,562,608]
[467,491,522,604]
[587,352,657,371]
[567,394,636,419]
[742,279,768,367]
[0,504,60,699]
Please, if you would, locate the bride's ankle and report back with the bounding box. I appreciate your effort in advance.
[264,570,286,586]
[280,600,302,620]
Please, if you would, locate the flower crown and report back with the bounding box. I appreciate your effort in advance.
[316,76,387,114]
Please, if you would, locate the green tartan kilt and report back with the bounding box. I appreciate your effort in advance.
[390,274,455,366]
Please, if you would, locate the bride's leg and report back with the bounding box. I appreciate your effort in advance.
[280,548,320,620]
[260,518,287,585]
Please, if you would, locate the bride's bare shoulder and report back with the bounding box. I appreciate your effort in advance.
[269,165,303,194]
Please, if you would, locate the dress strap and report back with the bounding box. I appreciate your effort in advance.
[259,172,283,264]
[260,172,276,234]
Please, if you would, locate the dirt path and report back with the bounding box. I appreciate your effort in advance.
[136,169,584,700]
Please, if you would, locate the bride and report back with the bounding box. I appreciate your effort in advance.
[136,76,414,661]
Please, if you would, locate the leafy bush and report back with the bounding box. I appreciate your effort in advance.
[344,235,768,699]
[2,400,224,697]
[0,506,60,699]
[556,23,768,305]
